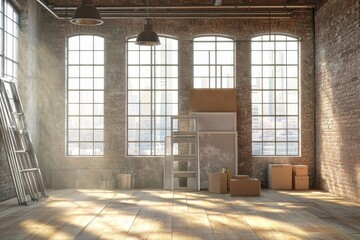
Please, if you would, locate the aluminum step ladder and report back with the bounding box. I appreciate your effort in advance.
[170,116,200,191]
[0,78,47,205]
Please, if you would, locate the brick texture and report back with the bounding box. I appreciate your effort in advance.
[0,137,16,201]
[315,0,360,202]
[0,1,315,194]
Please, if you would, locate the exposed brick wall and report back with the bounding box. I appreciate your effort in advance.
[0,137,16,201]
[36,10,315,189]
[1,1,315,193]
[315,0,360,202]
[0,0,42,202]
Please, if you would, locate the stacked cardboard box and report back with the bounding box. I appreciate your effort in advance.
[292,165,309,190]
[268,164,292,190]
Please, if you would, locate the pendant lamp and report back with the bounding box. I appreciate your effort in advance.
[135,0,160,46]
[70,0,104,26]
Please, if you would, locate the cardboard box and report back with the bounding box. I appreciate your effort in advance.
[268,164,292,190]
[292,165,308,176]
[233,175,250,180]
[230,178,260,196]
[208,172,227,194]
[293,176,309,190]
[189,89,237,112]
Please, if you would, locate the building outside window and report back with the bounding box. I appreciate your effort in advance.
[251,34,300,156]
[193,35,235,88]
[66,35,104,156]
[0,0,19,81]
[127,36,178,156]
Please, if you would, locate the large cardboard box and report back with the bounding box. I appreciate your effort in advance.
[293,176,309,190]
[189,89,237,112]
[208,172,227,194]
[230,177,260,196]
[268,164,292,190]
[292,165,308,176]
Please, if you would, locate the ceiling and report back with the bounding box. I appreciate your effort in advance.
[47,0,318,7]
[40,0,321,20]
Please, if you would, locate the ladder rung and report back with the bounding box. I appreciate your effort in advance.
[15,150,27,153]
[12,112,23,116]
[20,168,39,173]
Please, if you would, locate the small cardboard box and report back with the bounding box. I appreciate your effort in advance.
[233,175,250,180]
[230,178,260,196]
[268,164,292,190]
[292,165,308,176]
[208,172,227,194]
[293,176,309,190]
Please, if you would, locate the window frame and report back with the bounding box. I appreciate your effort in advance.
[193,35,236,89]
[0,0,19,81]
[251,34,301,156]
[66,34,105,157]
[126,36,179,156]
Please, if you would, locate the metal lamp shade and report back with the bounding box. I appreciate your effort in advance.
[70,1,104,26]
[135,18,161,46]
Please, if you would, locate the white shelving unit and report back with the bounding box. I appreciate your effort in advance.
[169,116,200,191]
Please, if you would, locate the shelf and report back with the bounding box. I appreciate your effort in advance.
[173,131,197,138]
[167,115,200,191]
[173,171,197,178]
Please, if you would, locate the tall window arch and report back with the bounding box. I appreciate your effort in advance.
[193,35,235,88]
[251,34,300,156]
[127,36,179,156]
[0,1,19,81]
[66,35,104,156]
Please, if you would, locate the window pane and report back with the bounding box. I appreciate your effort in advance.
[80,35,93,50]
[127,36,178,156]
[69,36,79,50]
[68,51,79,64]
[68,143,79,155]
[68,104,79,115]
[94,143,104,155]
[80,104,93,115]
[252,142,262,155]
[251,34,300,156]
[128,130,139,141]
[94,51,104,65]
[68,130,79,141]
[193,36,235,88]
[66,35,104,156]
[68,117,79,129]
[80,51,93,64]
[80,130,93,141]
[80,78,93,89]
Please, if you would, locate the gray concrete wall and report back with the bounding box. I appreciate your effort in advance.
[35,11,315,189]
[0,0,43,201]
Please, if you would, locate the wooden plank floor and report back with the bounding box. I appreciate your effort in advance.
[0,189,359,240]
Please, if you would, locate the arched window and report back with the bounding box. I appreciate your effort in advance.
[127,36,179,156]
[0,1,19,81]
[66,35,104,156]
[251,34,300,156]
[193,35,235,88]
